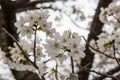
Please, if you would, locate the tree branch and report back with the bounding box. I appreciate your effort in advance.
[94,65,120,80]
[112,40,120,66]
[82,36,115,59]
[2,28,38,70]
[78,0,113,80]
[70,56,75,73]
[33,27,37,64]
[15,0,56,10]
[78,65,119,80]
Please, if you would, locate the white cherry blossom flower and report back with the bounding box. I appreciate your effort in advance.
[15,9,52,38]
[43,39,61,58]
[43,31,85,63]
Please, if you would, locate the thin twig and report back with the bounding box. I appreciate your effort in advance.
[2,28,45,79]
[33,27,37,64]
[94,65,120,80]
[112,15,120,23]
[63,12,87,30]
[2,28,38,69]
[78,65,119,80]
[79,63,90,70]
[43,58,52,63]
[82,36,115,59]
[112,40,120,66]
[70,56,74,73]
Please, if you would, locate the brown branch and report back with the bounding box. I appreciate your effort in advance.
[115,74,120,79]
[94,65,120,80]
[79,65,119,80]
[112,40,120,66]
[16,5,54,12]
[2,0,56,12]
[15,0,56,10]
[2,28,45,80]
[78,0,113,80]
[82,36,115,59]
[22,0,54,7]
[2,28,38,69]
[70,56,75,73]
[33,27,37,64]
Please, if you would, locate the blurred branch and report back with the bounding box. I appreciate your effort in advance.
[16,5,53,12]
[115,74,120,79]
[63,12,87,30]
[78,65,119,80]
[15,0,56,12]
[78,0,113,80]
[2,0,56,12]
[94,65,120,80]
[70,56,75,73]
[17,0,55,8]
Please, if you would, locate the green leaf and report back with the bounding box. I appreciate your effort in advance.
[104,42,112,50]
[33,21,38,27]
[61,46,67,52]
[38,27,44,31]
[51,63,58,74]
[103,11,107,16]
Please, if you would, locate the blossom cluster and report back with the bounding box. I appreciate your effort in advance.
[99,0,120,29]
[1,38,44,72]
[43,31,85,63]
[15,9,54,38]
[0,9,85,79]
[90,0,120,59]
[90,30,120,56]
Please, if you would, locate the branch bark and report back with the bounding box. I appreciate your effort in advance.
[78,0,113,80]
